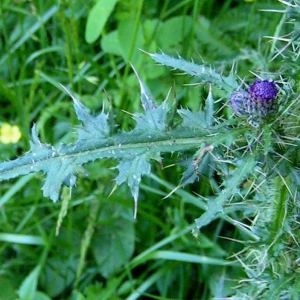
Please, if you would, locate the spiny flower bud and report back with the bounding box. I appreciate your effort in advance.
[229,79,279,125]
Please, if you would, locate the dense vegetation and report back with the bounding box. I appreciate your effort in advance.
[0,0,299,299]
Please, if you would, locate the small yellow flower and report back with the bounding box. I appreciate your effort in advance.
[0,123,22,144]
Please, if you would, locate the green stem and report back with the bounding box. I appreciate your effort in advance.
[0,126,246,181]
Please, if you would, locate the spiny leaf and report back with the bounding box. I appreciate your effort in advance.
[0,123,235,199]
[178,87,215,129]
[195,156,257,230]
[133,101,169,132]
[0,70,246,216]
[60,84,110,142]
[32,125,77,202]
[148,52,239,92]
[30,124,44,150]
[116,155,152,218]
[132,67,169,132]
[132,64,156,111]
[204,86,214,127]
[41,157,76,201]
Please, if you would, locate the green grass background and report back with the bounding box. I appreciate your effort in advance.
[0,0,292,299]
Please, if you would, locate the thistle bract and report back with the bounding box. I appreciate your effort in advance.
[229,90,251,116]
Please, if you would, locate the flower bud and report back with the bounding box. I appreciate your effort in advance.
[229,80,279,124]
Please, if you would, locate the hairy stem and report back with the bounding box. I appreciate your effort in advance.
[0,126,245,181]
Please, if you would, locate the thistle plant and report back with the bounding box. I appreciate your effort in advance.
[0,1,299,298]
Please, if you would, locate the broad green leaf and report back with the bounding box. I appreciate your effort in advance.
[85,0,118,43]
[70,291,85,300]
[143,19,161,42]
[40,256,77,297]
[156,16,193,48]
[118,19,145,61]
[33,291,52,300]
[101,30,122,55]
[92,204,135,277]
[18,265,41,300]
[195,16,233,56]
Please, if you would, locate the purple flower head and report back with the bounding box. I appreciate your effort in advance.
[248,80,278,102]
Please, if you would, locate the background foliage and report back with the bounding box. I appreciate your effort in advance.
[0,0,299,299]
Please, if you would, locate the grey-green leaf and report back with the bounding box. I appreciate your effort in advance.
[134,101,169,132]
[0,75,245,217]
[60,85,110,142]
[195,156,256,229]
[178,86,214,129]
[148,52,238,92]
[116,155,152,218]
[41,157,76,201]
[132,66,170,132]
[132,65,156,111]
